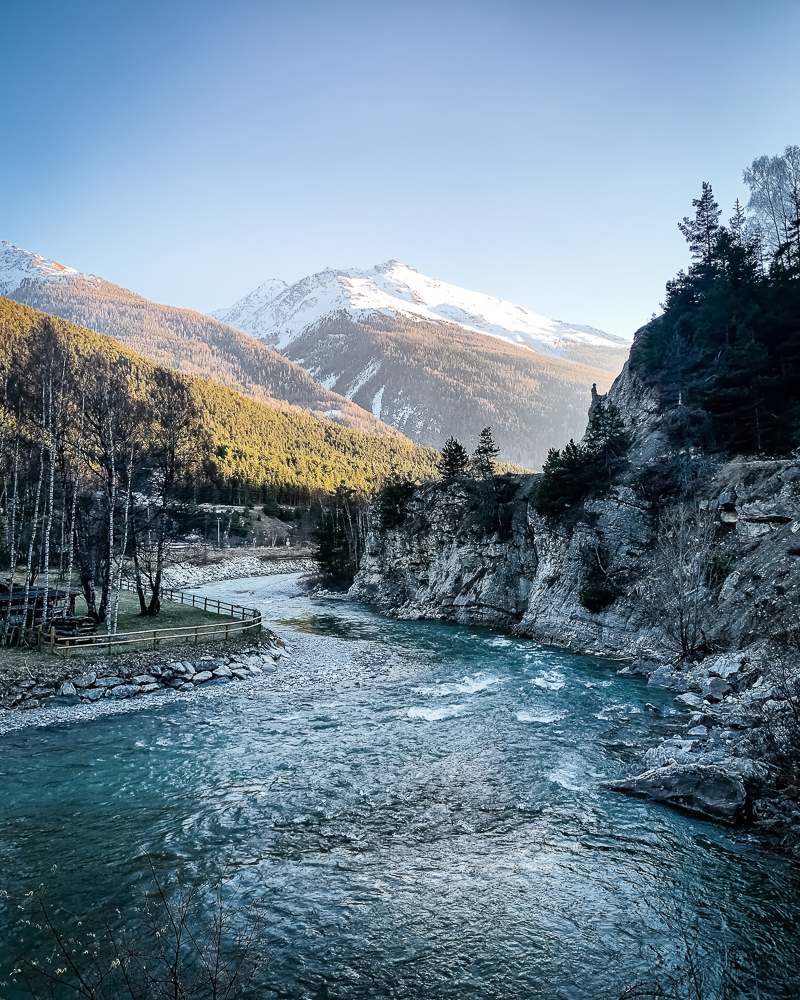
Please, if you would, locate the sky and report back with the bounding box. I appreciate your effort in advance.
[2,0,799,338]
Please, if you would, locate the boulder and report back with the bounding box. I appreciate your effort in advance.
[73,671,97,688]
[609,764,747,824]
[57,680,77,697]
[95,676,125,688]
[702,677,731,703]
[45,694,81,707]
[708,655,743,681]
[110,684,140,699]
[193,671,213,683]
[133,674,157,686]
[81,688,105,702]
[676,692,704,709]
[212,664,232,679]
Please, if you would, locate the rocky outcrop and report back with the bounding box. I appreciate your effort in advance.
[608,763,748,824]
[350,360,800,843]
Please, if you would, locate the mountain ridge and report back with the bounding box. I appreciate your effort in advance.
[211,259,629,372]
[0,241,400,439]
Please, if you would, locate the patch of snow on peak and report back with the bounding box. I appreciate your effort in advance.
[0,240,94,295]
[371,386,385,420]
[210,260,628,362]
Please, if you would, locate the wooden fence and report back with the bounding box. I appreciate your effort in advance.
[36,583,262,657]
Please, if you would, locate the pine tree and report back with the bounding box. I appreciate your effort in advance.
[678,181,722,261]
[438,436,470,479]
[583,399,632,479]
[471,426,500,479]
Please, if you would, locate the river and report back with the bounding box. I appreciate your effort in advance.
[1,573,798,999]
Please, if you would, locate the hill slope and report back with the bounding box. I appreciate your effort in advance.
[0,297,441,497]
[0,241,397,438]
[212,261,625,468]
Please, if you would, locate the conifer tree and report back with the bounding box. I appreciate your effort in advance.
[438,436,470,479]
[471,426,500,480]
[678,181,722,261]
[583,398,632,479]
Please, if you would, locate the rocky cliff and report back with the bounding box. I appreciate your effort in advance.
[349,361,800,843]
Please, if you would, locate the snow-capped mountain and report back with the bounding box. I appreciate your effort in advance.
[211,262,628,469]
[211,260,629,372]
[0,240,400,439]
[0,241,96,295]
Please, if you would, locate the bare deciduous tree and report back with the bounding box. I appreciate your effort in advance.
[645,505,716,662]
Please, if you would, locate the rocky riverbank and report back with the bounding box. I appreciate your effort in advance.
[164,553,314,588]
[349,364,800,849]
[0,632,289,735]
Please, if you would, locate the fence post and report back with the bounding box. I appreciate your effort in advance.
[204,597,208,611]
[195,626,198,644]
[153,630,157,650]
[50,626,55,653]
[37,625,42,653]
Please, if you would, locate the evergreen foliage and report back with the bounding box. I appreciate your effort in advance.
[375,472,417,529]
[533,398,631,517]
[471,426,500,479]
[630,151,800,455]
[313,485,367,585]
[438,436,470,479]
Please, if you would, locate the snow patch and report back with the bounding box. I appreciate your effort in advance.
[210,260,629,362]
[371,385,385,419]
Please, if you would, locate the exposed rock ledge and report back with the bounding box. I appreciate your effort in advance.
[348,365,800,843]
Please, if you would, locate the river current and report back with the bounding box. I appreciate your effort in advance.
[1,573,798,998]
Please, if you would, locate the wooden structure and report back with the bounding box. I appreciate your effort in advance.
[0,583,77,645]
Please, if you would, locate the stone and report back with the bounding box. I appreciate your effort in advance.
[95,676,125,688]
[708,655,743,681]
[702,677,731,703]
[193,671,213,683]
[57,680,77,697]
[212,665,232,678]
[45,694,81,707]
[687,725,709,738]
[166,678,185,689]
[73,671,97,688]
[609,764,747,824]
[230,668,250,680]
[182,662,196,676]
[133,674,157,686]
[139,683,160,693]
[676,692,704,709]
[81,688,105,702]
[110,684,140,699]
[179,681,194,691]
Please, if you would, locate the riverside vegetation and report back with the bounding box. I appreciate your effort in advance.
[352,147,800,855]
[0,296,439,636]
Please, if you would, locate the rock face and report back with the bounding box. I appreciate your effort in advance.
[609,765,748,825]
[351,360,800,662]
[349,359,800,842]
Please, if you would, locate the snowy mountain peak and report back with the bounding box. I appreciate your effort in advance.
[0,240,96,296]
[211,260,629,361]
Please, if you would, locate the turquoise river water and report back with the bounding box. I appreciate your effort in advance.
[1,573,798,998]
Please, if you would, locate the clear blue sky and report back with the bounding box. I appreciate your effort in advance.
[2,0,798,337]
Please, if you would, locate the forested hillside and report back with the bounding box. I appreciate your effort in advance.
[287,312,615,469]
[5,272,399,438]
[0,298,439,499]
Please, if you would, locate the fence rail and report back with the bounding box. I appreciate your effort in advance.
[38,581,262,657]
